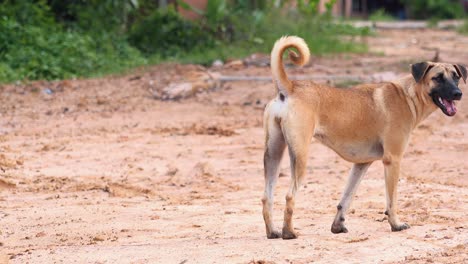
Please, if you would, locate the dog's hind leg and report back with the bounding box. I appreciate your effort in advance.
[262,115,286,239]
[281,128,312,239]
[331,162,372,234]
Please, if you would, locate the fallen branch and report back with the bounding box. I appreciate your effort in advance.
[218,75,363,82]
[218,72,397,83]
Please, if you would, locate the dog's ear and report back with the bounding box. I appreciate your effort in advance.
[411,62,433,83]
[454,64,467,84]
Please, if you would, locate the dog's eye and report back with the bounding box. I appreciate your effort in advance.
[432,75,443,82]
[453,72,460,80]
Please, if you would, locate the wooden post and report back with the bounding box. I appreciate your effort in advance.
[345,0,352,17]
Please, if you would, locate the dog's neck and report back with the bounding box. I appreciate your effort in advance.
[392,75,438,127]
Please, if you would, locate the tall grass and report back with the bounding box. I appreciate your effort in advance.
[148,10,370,65]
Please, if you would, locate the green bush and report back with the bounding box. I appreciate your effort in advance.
[0,0,55,28]
[0,1,369,83]
[128,7,214,56]
[402,0,464,19]
[369,9,396,22]
[0,2,146,82]
[254,10,368,55]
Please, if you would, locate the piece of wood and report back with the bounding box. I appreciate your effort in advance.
[218,75,365,82]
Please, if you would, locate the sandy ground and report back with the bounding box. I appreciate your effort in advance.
[0,28,467,264]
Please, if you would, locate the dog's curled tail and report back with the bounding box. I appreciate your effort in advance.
[270,36,310,95]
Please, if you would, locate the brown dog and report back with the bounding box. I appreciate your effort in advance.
[261,36,466,239]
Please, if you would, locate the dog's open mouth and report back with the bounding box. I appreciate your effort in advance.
[431,94,458,116]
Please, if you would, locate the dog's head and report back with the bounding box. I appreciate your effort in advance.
[411,62,466,116]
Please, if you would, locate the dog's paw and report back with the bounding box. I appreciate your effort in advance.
[391,223,410,232]
[331,223,348,234]
[281,228,298,239]
[266,230,281,239]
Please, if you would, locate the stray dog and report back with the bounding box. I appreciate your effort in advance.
[261,36,466,239]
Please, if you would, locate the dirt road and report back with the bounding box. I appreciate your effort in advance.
[0,28,467,263]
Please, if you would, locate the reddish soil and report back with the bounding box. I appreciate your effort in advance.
[0,28,467,263]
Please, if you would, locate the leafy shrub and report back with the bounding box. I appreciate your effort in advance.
[0,0,55,28]
[0,2,145,82]
[255,10,368,55]
[128,7,214,56]
[170,0,367,64]
[0,1,369,82]
[369,9,396,22]
[402,0,464,19]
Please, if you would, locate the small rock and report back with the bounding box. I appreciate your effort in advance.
[212,59,223,67]
[129,75,141,81]
[150,215,160,220]
[35,232,46,238]
[93,235,105,242]
[166,165,178,176]
[243,53,270,67]
[225,60,244,69]
[162,82,193,100]
[375,216,388,222]
[43,88,53,95]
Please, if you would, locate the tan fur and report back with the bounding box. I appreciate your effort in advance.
[262,36,464,239]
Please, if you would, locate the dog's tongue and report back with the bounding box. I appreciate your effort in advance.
[442,99,457,116]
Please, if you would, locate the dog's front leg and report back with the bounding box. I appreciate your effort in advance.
[331,162,372,234]
[384,156,410,232]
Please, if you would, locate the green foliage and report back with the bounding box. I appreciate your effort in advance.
[73,0,138,33]
[46,0,139,33]
[254,10,368,55]
[177,0,238,41]
[295,0,336,16]
[402,0,464,19]
[457,19,468,35]
[0,0,369,83]
[369,9,396,22]
[296,0,320,15]
[0,2,145,82]
[173,0,366,62]
[204,0,228,27]
[0,0,55,27]
[128,7,214,56]
[161,8,369,66]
